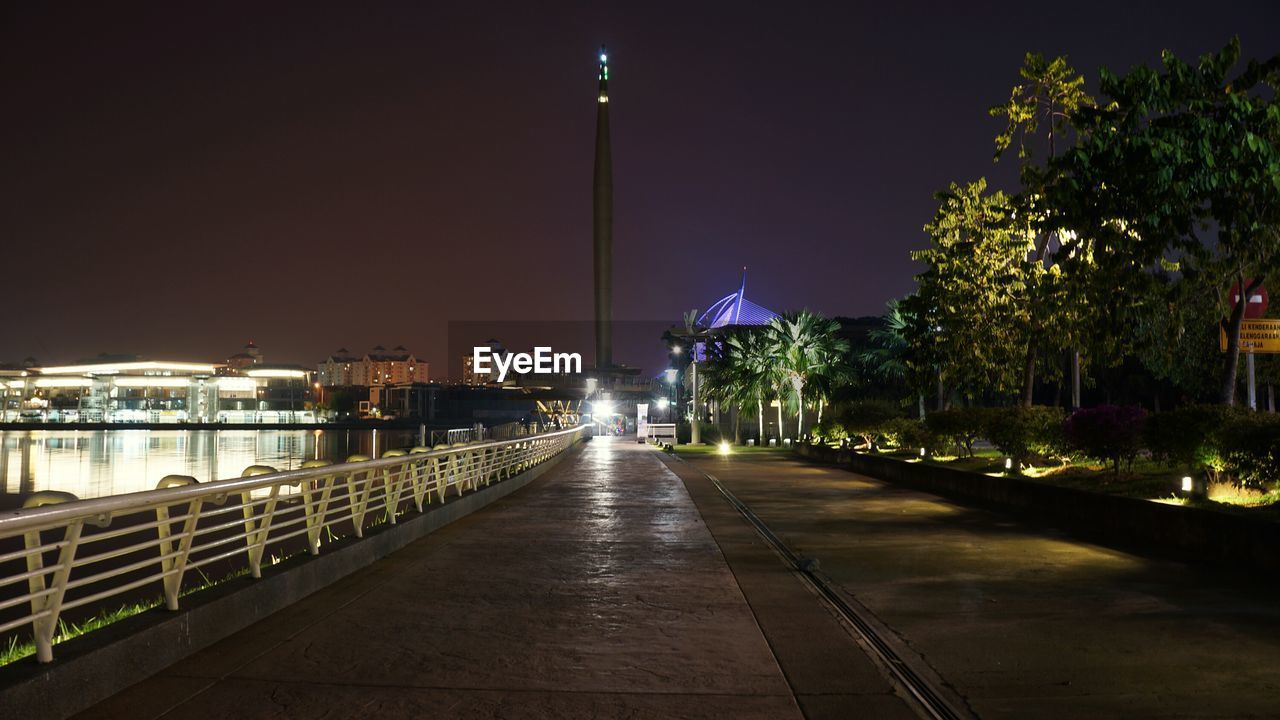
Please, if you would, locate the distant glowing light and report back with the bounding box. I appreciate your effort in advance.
[718,441,730,455]
[36,361,217,375]
[1181,476,1193,492]
[600,53,607,63]
[594,401,614,417]
[34,378,93,388]
[113,377,190,388]
[246,368,308,379]
[598,95,608,103]
[657,397,669,409]
[217,377,257,392]
[1004,457,1013,470]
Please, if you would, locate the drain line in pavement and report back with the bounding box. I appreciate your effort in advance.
[705,471,974,720]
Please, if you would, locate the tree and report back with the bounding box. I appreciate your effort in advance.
[1048,39,1280,405]
[862,299,928,417]
[904,179,1037,402]
[764,311,849,438]
[990,53,1095,406]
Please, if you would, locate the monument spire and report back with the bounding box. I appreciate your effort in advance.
[593,45,613,370]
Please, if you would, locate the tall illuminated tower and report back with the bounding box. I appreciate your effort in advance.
[593,45,613,370]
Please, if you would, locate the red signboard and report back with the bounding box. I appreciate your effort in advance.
[1229,281,1269,319]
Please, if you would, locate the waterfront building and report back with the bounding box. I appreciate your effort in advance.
[2,357,316,425]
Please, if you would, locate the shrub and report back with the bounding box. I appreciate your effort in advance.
[1143,404,1241,477]
[1064,405,1147,474]
[814,417,849,444]
[1219,413,1280,489]
[840,401,902,448]
[924,407,990,457]
[984,406,1067,466]
[881,417,932,451]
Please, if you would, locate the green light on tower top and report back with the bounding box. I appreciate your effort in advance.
[597,45,609,101]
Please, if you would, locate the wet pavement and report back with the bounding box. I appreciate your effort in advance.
[683,450,1280,719]
[77,439,913,719]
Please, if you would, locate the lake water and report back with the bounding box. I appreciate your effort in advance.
[0,429,419,505]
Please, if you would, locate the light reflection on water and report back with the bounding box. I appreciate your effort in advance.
[0,429,417,504]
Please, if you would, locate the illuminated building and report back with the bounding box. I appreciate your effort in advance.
[462,339,506,385]
[222,341,263,373]
[317,346,428,388]
[696,270,780,329]
[3,357,315,424]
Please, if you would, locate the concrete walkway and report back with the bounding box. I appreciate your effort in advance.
[684,450,1280,719]
[77,439,910,719]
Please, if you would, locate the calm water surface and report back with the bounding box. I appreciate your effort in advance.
[0,429,418,504]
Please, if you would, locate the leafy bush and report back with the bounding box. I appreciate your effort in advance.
[1064,405,1147,474]
[880,417,931,451]
[1219,413,1280,489]
[924,407,990,457]
[984,406,1066,466]
[1143,404,1241,477]
[840,401,902,448]
[814,417,849,443]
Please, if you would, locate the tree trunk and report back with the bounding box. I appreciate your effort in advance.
[917,393,925,420]
[1220,273,1262,405]
[733,406,742,444]
[817,398,824,426]
[795,386,804,438]
[936,372,945,412]
[1021,345,1036,407]
[757,395,764,441]
[776,397,783,440]
[1269,383,1275,413]
[1071,349,1081,409]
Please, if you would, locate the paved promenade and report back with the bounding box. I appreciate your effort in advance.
[78,439,913,719]
[683,450,1280,719]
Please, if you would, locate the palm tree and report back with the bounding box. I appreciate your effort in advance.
[765,311,850,438]
[725,329,778,443]
[862,299,926,418]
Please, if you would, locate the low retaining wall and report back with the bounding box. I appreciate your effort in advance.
[0,438,583,720]
[795,444,1280,572]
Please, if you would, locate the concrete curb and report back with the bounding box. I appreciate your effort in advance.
[794,443,1280,572]
[0,440,582,720]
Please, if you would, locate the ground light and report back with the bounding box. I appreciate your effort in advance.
[1005,457,1013,470]
[718,441,731,455]
[1182,476,1193,492]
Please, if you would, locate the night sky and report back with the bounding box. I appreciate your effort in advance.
[3,2,1278,375]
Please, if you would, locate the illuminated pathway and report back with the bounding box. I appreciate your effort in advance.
[676,450,1280,719]
[78,439,915,719]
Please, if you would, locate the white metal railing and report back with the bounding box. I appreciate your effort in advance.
[0,426,583,663]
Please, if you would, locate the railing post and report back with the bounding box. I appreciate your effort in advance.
[299,459,334,555]
[155,475,201,611]
[345,455,372,537]
[21,491,82,663]
[239,465,278,579]
[382,449,408,523]
[408,447,431,511]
